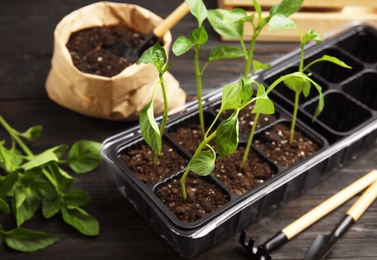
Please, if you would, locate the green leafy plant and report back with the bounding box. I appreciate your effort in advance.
[207,0,304,169]
[180,79,274,200]
[179,0,308,200]
[173,0,245,134]
[266,18,352,144]
[0,115,101,252]
[137,42,173,165]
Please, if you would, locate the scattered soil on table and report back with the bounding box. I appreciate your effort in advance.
[155,173,230,223]
[255,122,321,167]
[214,147,276,194]
[66,26,147,77]
[119,142,188,185]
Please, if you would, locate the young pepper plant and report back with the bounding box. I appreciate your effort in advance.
[180,79,272,201]
[173,0,245,134]
[267,16,352,144]
[137,42,173,165]
[0,115,101,252]
[180,0,309,199]
[207,0,304,169]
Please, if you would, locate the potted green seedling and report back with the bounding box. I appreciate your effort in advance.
[172,0,245,134]
[137,42,173,165]
[265,17,352,144]
[179,0,305,198]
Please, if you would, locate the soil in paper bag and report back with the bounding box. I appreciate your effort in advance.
[66,26,147,77]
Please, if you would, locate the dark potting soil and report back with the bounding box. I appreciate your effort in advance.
[220,104,279,135]
[168,124,215,155]
[154,173,230,223]
[213,147,276,195]
[119,142,188,185]
[255,122,321,167]
[121,121,320,223]
[66,26,147,77]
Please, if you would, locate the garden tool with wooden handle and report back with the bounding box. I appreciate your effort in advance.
[304,178,377,260]
[239,169,377,260]
[118,2,189,62]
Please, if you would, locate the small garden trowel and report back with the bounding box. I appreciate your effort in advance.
[119,2,189,63]
[304,179,377,260]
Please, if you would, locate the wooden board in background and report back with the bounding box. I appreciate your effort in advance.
[220,0,377,9]
[217,0,377,41]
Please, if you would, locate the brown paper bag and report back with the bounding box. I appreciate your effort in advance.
[45,1,186,120]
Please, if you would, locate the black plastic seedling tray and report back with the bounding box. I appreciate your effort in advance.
[100,23,377,258]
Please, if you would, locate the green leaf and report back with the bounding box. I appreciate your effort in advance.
[252,85,275,114]
[187,150,216,176]
[252,0,262,16]
[3,227,58,252]
[61,207,99,236]
[313,91,324,121]
[253,96,275,114]
[67,140,101,174]
[186,0,207,26]
[136,42,167,72]
[13,186,41,227]
[220,82,241,111]
[207,9,243,39]
[315,55,352,68]
[216,113,239,160]
[0,198,10,213]
[306,78,324,121]
[49,144,70,159]
[0,143,23,172]
[304,29,322,45]
[191,26,208,46]
[269,14,297,30]
[30,179,56,200]
[283,73,311,93]
[0,171,18,198]
[172,36,193,56]
[270,0,304,17]
[139,98,162,155]
[252,59,272,73]
[21,146,64,171]
[225,8,248,23]
[64,190,91,207]
[209,45,244,62]
[16,125,43,141]
[48,162,74,190]
[42,198,61,219]
[239,78,254,104]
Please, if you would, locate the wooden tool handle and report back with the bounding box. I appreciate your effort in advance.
[153,2,190,38]
[282,170,377,239]
[347,180,377,221]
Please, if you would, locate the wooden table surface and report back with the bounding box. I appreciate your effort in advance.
[1,0,376,259]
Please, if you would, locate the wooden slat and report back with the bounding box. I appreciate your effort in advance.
[220,0,377,9]
[217,2,377,41]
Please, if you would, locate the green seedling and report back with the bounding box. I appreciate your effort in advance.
[208,0,303,169]
[180,79,273,201]
[137,42,172,165]
[180,0,308,200]
[267,17,352,144]
[0,115,101,252]
[173,0,245,134]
